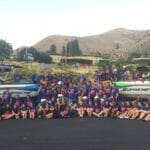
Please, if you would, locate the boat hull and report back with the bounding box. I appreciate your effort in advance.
[115,81,150,98]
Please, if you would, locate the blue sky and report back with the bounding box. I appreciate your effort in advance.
[0,0,150,49]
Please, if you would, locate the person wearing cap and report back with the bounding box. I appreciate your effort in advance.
[37,99,47,119]
[56,94,65,112]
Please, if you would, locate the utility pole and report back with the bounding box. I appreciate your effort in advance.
[65,39,67,65]
[26,47,28,64]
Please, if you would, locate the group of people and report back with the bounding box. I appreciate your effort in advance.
[0,65,149,121]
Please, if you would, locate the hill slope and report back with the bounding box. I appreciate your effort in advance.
[33,28,150,57]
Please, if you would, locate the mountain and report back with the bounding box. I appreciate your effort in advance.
[33,28,150,58]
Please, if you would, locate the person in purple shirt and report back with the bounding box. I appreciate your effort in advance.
[37,86,47,103]
[77,99,86,117]
[28,103,36,119]
[1,104,14,120]
[13,71,22,83]
[92,101,102,117]
[12,104,20,119]
[111,84,119,101]
[60,105,71,118]
[20,103,28,119]
[86,100,94,117]
[1,88,12,106]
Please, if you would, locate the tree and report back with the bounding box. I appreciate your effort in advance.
[61,46,66,56]
[115,43,120,50]
[16,47,52,64]
[0,39,13,61]
[66,39,82,56]
[49,44,56,55]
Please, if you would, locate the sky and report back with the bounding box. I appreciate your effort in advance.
[0,0,150,49]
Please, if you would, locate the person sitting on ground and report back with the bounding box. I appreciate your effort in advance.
[1,104,14,120]
[13,95,21,108]
[92,101,101,118]
[77,99,86,117]
[20,104,28,119]
[86,100,94,117]
[28,102,36,119]
[37,99,47,119]
[12,104,20,119]
[44,103,54,119]
[60,105,71,118]
[98,100,110,118]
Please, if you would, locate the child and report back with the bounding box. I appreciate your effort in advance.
[77,100,86,117]
[12,104,20,119]
[44,103,54,119]
[86,101,94,117]
[28,103,36,119]
[60,106,71,118]
[20,104,28,119]
[2,104,14,119]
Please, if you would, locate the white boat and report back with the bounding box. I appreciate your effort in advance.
[114,81,150,98]
[0,65,38,98]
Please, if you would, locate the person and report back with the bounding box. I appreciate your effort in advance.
[20,104,28,119]
[13,95,21,108]
[86,100,94,117]
[31,71,38,83]
[13,71,22,83]
[77,99,86,117]
[1,104,14,120]
[60,105,71,118]
[44,103,54,119]
[37,99,47,119]
[98,101,110,118]
[28,103,36,119]
[12,104,20,119]
[56,94,65,112]
[1,88,12,106]
[0,104,3,120]
[37,85,47,104]
[92,101,101,117]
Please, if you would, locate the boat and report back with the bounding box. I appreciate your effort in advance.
[0,64,38,98]
[0,79,39,98]
[114,81,150,98]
